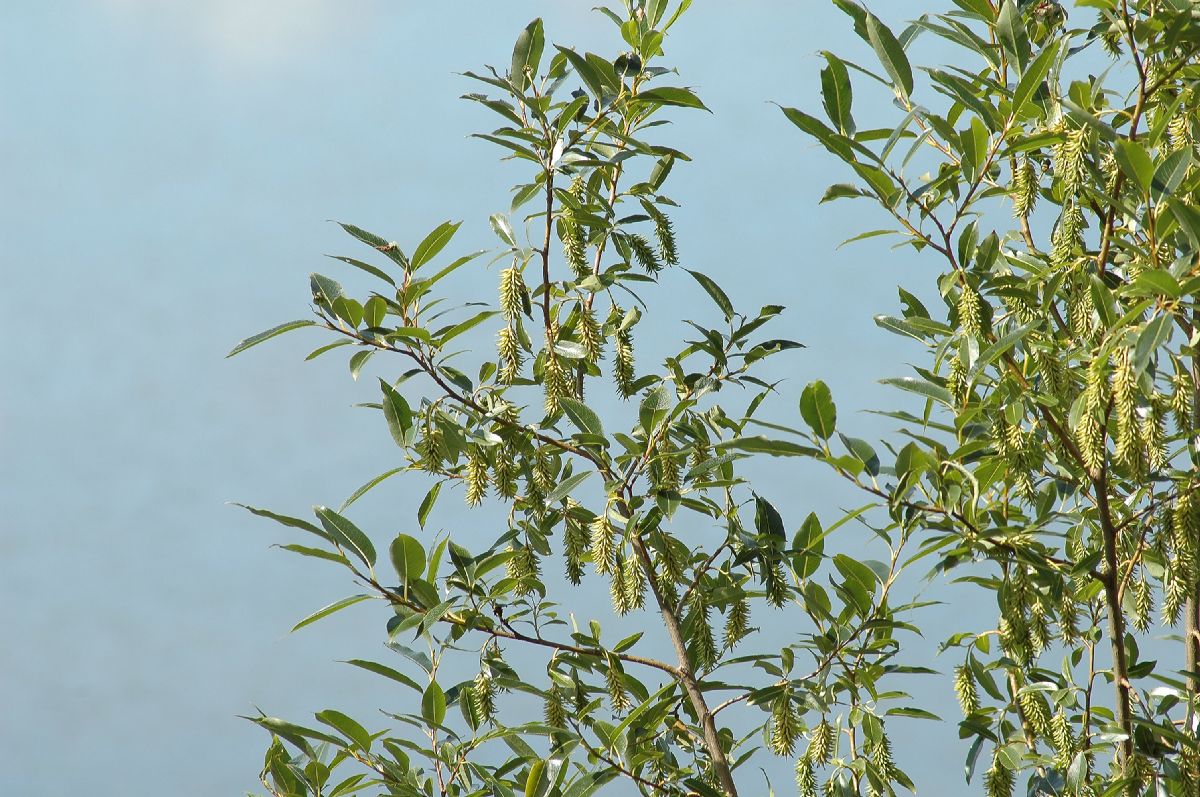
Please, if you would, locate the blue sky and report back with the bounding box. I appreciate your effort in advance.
[0,2,987,794]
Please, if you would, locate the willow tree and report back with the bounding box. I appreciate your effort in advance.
[785,1,1200,795]
[231,3,922,797]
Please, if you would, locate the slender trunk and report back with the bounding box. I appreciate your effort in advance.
[630,537,739,797]
[1098,487,1136,791]
[1188,305,1200,694]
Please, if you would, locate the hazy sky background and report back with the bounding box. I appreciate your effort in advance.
[0,2,997,794]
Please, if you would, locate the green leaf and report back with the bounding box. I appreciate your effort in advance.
[342,659,424,692]
[1168,197,1200,249]
[560,772,618,797]
[879,376,952,407]
[315,709,371,750]
[1114,139,1154,194]
[791,512,824,578]
[555,46,607,98]
[715,436,820,457]
[380,380,414,447]
[276,544,350,566]
[292,594,373,632]
[422,681,447,726]
[636,86,709,112]
[348,349,373,381]
[411,220,462,270]
[1152,148,1192,201]
[327,254,396,286]
[490,213,516,247]
[967,322,1034,382]
[234,503,328,541]
[1011,39,1058,114]
[799,380,837,439]
[316,506,377,569]
[820,52,854,134]
[227,320,316,358]
[685,269,734,320]
[390,534,426,584]
[341,467,404,512]
[417,482,441,529]
[1133,314,1173,372]
[559,396,604,436]
[363,295,387,328]
[996,0,1030,72]
[1132,270,1181,299]
[510,18,545,92]
[310,273,344,308]
[866,13,913,97]
[545,471,592,504]
[438,310,499,347]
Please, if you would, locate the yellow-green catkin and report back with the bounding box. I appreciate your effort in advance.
[723,598,750,650]
[1174,488,1199,587]
[949,356,969,406]
[589,512,616,575]
[492,443,518,499]
[1050,712,1074,768]
[561,179,589,280]
[1011,156,1038,218]
[866,731,896,794]
[646,203,679,267]
[497,325,522,383]
[796,758,818,797]
[1111,347,1140,472]
[769,693,799,756]
[563,517,588,585]
[578,302,603,362]
[954,664,979,716]
[506,543,540,596]
[627,233,661,274]
[1053,203,1085,269]
[605,654,630,712]
[543,324,571,415]
[1132,575,1153,632]
[499,266,527,320]
[807,719,834,765]
[688,592,718,670]
[958,285,982,336]
[1169,110,1194,153]
[1170,368,1195,429]
[464,445,489,506]
[544,688,567,729]
[985,756,1015,797]
[1141,397,1167,472]
[419,417,445,473]
[472,671,496,724]
[610,554,645,614]
[1018,689,1052,737]
[1055,124,1088,197]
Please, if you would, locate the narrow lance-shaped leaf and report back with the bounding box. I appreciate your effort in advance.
[411,220,462,270]
[227,320,316,358]
[866,13,913,97]
[510,18,545,91]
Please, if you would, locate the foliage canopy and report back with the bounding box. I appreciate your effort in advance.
[232,2,1200,796]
